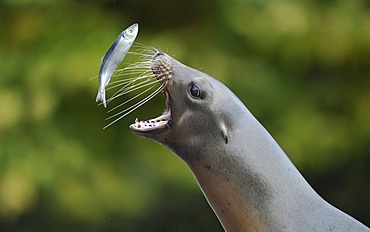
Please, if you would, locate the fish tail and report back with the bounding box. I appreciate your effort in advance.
[96,89,107,108]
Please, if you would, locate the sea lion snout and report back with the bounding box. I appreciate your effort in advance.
[151,52,173,84]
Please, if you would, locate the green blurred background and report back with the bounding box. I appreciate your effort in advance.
[1,0,369,231]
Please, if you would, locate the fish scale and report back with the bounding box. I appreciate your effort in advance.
[96,23,139,107]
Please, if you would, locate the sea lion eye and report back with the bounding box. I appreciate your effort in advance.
[190,84,201,98]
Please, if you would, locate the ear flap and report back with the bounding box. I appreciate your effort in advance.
[219,121,229,144]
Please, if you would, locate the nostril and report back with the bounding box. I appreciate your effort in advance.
[152,51,165,59]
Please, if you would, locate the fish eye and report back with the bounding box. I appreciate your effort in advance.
[189,83,201,99]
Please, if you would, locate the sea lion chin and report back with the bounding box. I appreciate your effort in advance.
[129,52,369,232]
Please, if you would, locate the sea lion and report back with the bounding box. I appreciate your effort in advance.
[129,52,369,231]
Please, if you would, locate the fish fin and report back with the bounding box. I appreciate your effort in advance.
[96,90,107,108]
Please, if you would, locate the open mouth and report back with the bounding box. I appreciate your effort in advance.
[129,91,171,132]
[129,53,173,133]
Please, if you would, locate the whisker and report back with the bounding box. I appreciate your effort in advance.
[108,71,155,90]
[113,64,150,74]
[107,84,164,121]
[94,42,161,110]
[104,84,165,129]
[127,51,153,57]
[95,43,162,123]
[114,69,152,79]
[108,81,156,102]
[107,73,154,87]
[107,78,159,103]
[113,68,149,75]
[112,63,151,77]
[106,62,154,89]
[96,73,156,108]
[107,83,157,113]
[88,75,98,81]
[126,62,152,69]
[132,43,159,53]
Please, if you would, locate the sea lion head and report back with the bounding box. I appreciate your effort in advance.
[129,52,245,163]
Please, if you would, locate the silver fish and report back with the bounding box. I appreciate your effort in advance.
[96,23,139,107]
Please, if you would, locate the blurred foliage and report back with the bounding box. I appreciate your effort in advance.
[0,0,369,231]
